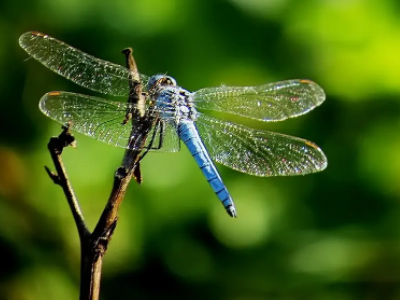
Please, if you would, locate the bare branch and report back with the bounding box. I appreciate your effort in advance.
[46,124,90,241]
[78,48,150,300]
[44,48,152,300]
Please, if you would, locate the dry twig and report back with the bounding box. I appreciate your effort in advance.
[45,49,150,300]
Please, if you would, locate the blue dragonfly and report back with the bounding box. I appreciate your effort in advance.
[19,31,327,217]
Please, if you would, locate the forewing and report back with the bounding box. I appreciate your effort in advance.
[19,32,149,96]
[193,80,325,122]
[196,113,327,176]
[39,92,179,151]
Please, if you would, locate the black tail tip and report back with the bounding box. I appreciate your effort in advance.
[226,205,237,218]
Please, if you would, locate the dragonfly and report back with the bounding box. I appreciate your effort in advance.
[19,31,327,218]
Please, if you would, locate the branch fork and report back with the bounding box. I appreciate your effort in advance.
[44,49,148,300]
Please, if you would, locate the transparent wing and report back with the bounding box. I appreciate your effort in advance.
[19,31,149,96]
[196,113,327,176]
[193,79,325,122]
[39,92,180,152]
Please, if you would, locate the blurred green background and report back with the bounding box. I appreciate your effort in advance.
[1,0,400,299]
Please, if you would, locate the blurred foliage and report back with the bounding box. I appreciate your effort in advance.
[0,0,400,299]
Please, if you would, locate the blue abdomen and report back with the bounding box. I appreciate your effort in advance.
[177,120,236,217]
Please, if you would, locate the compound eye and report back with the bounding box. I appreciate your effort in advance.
[147,74,164,90]
[164,76,177,86]
[149,75,177,89]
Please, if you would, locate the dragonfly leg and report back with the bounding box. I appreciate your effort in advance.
[136,118,162,163]
[150,120,165,150]
[122,110,132,125]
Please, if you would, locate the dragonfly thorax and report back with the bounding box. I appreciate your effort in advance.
[148,75,198,123]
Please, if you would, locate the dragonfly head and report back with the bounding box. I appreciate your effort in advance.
[147,74,177,91]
